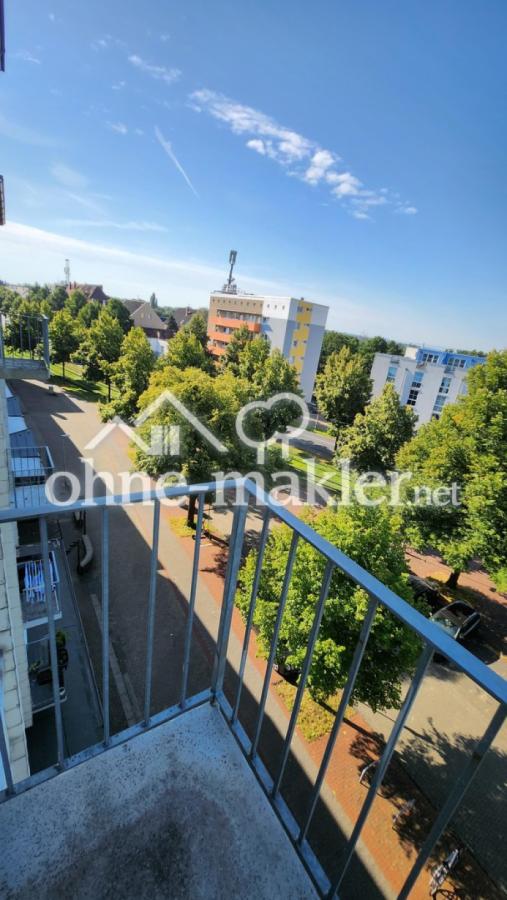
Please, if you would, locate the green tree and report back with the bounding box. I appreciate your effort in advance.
[48,285,68,312]
[396,351,507,587]
[238,341,303,437]
[73,310,123,399]
[236,503,426,710]
[65,289,87,318]
[183,312,209,350]
[101,327,155,421]
[166,314,178,338]
[49,309,81,377]
[78,300,102,329]
[315,347,372,446]
[359,336,405,370]
[106,298,132,334]
[134,366,263,525]
[318,331,360,373]
[337,384,417,472]
[162,328,214,373]
[220,324,251,374]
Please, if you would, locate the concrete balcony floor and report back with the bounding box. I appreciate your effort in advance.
[0,703,317,899]
[0,357,49,381]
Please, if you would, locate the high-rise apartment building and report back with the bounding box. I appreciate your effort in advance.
[207,291,328,400]
[370,345,485,426]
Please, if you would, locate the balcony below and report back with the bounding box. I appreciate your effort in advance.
[0,356,50,381]
[0,702,317,899]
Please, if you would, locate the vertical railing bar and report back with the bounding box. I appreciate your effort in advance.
[210,501,242,698]
[272,559,335,798]
[250,530,300,759]
[0,710,14,795]
[143,499,161,725]
[328,642,434,897]
[40,517,65,769]
[212,502,248,699]
[180,494,205,708]
[298,595,379,845]
[398,704,506,900]
[101,506,110,746]
[231,506,271,725]
[19,320,23,354]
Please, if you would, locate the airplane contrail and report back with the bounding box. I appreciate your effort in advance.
[154,126,199,198]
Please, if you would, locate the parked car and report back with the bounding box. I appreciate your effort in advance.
[408,574,444,612]
[430,601,481,643]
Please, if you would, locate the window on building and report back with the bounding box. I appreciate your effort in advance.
[422,352,439,364]
[386,365,398,383]
[439,376,452,394]
[407,389,419,406]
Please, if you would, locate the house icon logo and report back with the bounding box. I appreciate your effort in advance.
[85,390,229,457]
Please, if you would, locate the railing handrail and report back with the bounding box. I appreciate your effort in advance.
[0,475,505,706]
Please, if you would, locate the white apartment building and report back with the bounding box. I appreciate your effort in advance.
[0,320,51,788]
[208,292,329,400]
[370,345,486,426]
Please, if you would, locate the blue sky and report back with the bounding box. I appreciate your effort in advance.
[1,0,506,348]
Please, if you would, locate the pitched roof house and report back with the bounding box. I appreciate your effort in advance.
[122,301,167,339]
[67,283,110,304]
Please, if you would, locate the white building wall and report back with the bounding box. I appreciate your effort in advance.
[0,380,31,783]
[371,352,470,427]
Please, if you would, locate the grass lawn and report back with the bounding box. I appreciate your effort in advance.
[49,362,119,403]
[287,446,342,494]
[274,678,355,742]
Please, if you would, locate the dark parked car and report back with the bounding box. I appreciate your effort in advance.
[430,601,481,643]
[408,574,444,612]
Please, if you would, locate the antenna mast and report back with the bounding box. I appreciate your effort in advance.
[64,258,71,287]
[223,249,238,293]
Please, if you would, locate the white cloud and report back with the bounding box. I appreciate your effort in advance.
[49,12,55,21]
[65,192,106,215]
[57,219,168,232]
[154,126,199,198]
[303,149,338,185]
[112,81,126,91]
[397,205,418,215]
[51,163,88,190]
[190,89,416,220]
[246,139,266,156]
[134,128,144,136]
[91,35,126,51]
[128,54,181,85]
[160,33,170,42]
[107,121,128,135]
[13,50,41,64]
[0,112,57,147]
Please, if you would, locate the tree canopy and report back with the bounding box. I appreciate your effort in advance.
[236,503,426,711]
[162,328,215,373]
[101,327,156,421]
[337,384,417,472]
[315,346,372,443]
[134,366,265,524]
[396,350,507,587]
[49,309,81,377]
[220,324,251,374]
[106,298,132,334]
[73,310,123,399]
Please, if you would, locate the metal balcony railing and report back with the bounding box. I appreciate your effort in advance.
[11,444,55,508]
[0,479,505,898]
[0,313,50,376]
